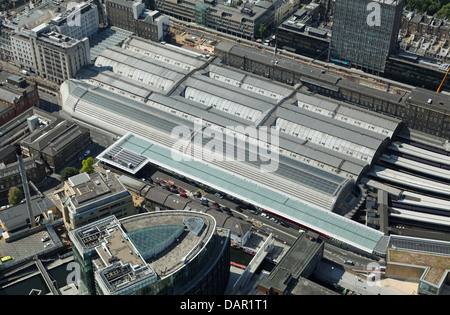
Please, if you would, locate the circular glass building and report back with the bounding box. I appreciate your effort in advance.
[70,211,230,295]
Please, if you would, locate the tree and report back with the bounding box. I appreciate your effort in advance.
[405,0,446,15]
[8,187,23,206]
[82,157,95,174]
[61,166,79,182]
[258,24,267,39]
[437,3,450,17]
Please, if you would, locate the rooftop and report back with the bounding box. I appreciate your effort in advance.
[21,119,89,157]
[258,232,324,294]
[97,133,385,254]
[70,211,219,294]
[121,211,216,277]
[70,216,156,294]
[388,249,450,286]
[64,172,129,213]
[61,36,394,254]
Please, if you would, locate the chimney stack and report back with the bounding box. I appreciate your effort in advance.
[15,145,35,228]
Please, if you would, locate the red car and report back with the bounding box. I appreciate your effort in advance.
[179,192,187,198]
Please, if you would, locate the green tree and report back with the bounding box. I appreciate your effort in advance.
[82,157,95,174]
[258,24,267,39]
[406,0,444,15]
[8,187,23,206]
[61,166,79,182]
[437,3,450,17]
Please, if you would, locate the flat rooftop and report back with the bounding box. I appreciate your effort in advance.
[70,211,218,294]
[121,211,216,278]
[388,249,450,285]
[65,172,128,210]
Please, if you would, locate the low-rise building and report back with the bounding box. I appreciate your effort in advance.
[0,156,46,198]
[60,172,136,230]
[257,232,324,295]
[0,75,39,126]
[0,195,56,242]
[20,118,92,171]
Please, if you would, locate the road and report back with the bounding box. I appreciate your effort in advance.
[139,167,381,272]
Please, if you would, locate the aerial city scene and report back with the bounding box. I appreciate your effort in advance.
[0,0,449,300]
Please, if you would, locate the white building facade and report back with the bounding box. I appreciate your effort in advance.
[49,2,100,40]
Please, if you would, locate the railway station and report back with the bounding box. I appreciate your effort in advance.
[60,36,402,256]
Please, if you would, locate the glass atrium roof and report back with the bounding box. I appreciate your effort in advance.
[127,225,185,260]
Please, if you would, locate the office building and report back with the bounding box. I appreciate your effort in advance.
[105,0,169,42]
[59,172,136,230]
[330,0,404,73]
[276,8,330,59]
[154,0,274,40]
[69,212,230,295]
[49,1,100,40]
[30,24,91,84]
[10,32,37,72]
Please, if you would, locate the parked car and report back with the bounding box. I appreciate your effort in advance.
[215,192,224,199]
[44,243,52,248]
[41,235,50,242]
[1,256,13,263]
[344,260,355,266]
[84,150,91,156]
[179,192,187,198]
[211,202,220,208]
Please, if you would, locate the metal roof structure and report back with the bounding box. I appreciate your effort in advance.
[60,36,400,254]
[96,133,385,254]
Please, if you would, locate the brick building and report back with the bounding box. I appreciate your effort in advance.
[0,75,39,126]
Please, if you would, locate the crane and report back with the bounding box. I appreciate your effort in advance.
[437,65,450,93]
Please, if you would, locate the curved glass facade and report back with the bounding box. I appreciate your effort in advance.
[70,213,231,295]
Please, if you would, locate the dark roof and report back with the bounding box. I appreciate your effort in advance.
[408,87,450,112]
[0,196,54,230]
[258,233,323,294]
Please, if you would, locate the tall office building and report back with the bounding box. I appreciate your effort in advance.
[330,0,404,74]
